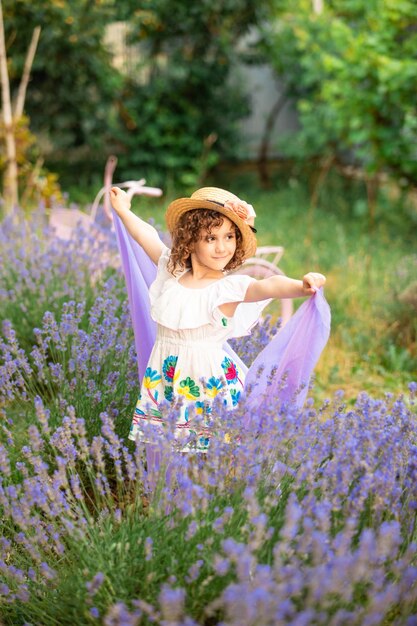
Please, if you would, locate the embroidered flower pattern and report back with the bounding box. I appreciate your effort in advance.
[221,357,242,386]
[164,386,174,402]
[230,388,241,407]
[178,376,200,400]
[143,367,162,405]
[206,376,225,398]
[132,353,243,451]
[195,400,212,418]
[143,367,161,390]
[162,355,178,382]
[199,434,210,448]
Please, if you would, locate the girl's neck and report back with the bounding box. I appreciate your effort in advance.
[179,267,224,288]
[178,260,226,288]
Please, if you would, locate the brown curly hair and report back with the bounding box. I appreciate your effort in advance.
[167,209,245,275]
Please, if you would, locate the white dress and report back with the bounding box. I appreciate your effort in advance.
[129,245,267,452]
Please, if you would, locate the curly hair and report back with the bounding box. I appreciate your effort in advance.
[167,209,245,275]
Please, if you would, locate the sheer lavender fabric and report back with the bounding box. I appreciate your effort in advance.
[244,288,331,412]
[113,211,157,380]
[113,210,331,420]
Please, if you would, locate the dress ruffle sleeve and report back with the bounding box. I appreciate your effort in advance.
[148,245,172,305]
[211,275,271,337]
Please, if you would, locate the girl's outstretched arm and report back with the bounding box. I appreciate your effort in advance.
[218,272,326,318]
[244,272,326,303]
[110,187,165,264]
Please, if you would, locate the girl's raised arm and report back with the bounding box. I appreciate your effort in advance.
[110,187,165,264]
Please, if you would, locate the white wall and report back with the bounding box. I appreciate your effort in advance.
[235,62,299,159]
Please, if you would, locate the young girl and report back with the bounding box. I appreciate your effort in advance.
[110,186,326,453]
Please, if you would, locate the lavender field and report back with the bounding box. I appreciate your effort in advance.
[1,211,417,625]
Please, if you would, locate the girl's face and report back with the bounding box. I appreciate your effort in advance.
[191,216,237,272]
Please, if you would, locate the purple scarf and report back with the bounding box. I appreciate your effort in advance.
[113,212,331,411]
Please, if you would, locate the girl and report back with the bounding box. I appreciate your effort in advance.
[110,186,326,453]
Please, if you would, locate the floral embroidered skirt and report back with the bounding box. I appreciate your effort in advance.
[129,329,245,453]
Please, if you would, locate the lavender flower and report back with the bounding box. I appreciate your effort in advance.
[1,211,417,624]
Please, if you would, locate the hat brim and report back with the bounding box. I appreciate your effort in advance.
[165,197,257,260]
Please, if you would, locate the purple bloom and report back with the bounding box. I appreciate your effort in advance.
[86,572,105,596]
[144,537,153,561]
[158,585,186,622]
[1,212,417,623]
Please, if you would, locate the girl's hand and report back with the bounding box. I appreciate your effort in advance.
[302,272,326,295]
[110,187,131,214]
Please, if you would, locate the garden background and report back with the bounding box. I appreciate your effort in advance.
[0,1,417,625]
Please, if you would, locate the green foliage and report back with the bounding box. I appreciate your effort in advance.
[111,0,266,188]
[3,0,123,178]
[2,0,266,189]
[0,115,64,209]
[261,0,417,184]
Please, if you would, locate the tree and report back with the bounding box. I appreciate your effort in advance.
[0,0,40,213]
[0,0,18,212]
[3,0,267,190]
[111,0,267,188]
[261,0,417,214]
[2,0,122,182]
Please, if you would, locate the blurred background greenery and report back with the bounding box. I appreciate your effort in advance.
[1,0,416,400]
[3,0,417,193]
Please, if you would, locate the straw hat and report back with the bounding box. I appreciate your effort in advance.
[165,187,257,259]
